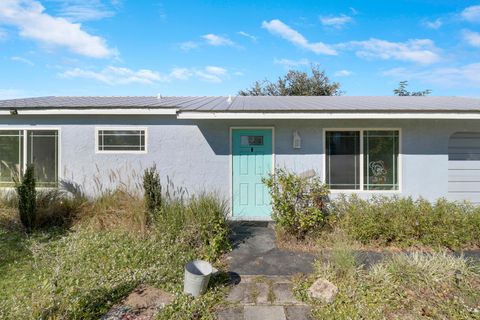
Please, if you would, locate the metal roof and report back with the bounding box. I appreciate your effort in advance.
[0,96,479,112]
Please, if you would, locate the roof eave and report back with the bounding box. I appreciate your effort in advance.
[176,111,480,120]
[0,107,178,116]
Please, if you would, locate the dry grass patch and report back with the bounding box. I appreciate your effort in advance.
[297,246,480,319]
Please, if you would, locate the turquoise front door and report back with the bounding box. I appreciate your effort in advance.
[232,129,273,219]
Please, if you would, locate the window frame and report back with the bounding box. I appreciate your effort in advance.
[95,127,148,154]
[323,128,402,193]
[0,127,61,189]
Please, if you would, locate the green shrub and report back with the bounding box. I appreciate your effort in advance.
[143,166,162,224]
[15,165,37,233]
[332,195,480,249]
[263,168,330,239]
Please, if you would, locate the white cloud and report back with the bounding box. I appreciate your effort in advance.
[320,14,353,28]
[273,58,309,67]
[461,5,480,23]
[262,19,337,55]
[0,0,115,58]
[11,56,34,65]
[423,18,442,29]
[344,38,441,64]
[463,29,480,47]
[201,34,235,46]
[237,31,257,42]
[60,66,165,85]
[47,0,116,22]
[179,41,199,51]
[60,65,230,85]
[204,66,227,75]
[169,67,191,80]
[169,66,229,83]
[334,70,352,77]
[383,63,480,87]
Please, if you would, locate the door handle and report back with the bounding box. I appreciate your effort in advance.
[251,147,253,152]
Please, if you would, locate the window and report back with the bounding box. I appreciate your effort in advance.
[0,129,59,187]
[325,130,399,191]
[364,130,399,190]
[0,130,23,187]
[240,135,264,146]
[325,131,360,190]
[97,129,146,152]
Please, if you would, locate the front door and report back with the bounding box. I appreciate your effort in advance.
[232,129,273,219]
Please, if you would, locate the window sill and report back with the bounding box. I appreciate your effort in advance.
[330,189,402,193]
[96,151,148,154]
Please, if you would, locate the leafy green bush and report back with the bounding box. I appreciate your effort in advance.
[263,168,330,239]
[332,195,480,249]
[143,166,162,224]
[15,165,37,233]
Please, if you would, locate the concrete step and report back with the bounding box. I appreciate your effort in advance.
[226,276,306,306]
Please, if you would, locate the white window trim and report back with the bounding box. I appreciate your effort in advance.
[95,127,148,154]
[0,127,61,189]
[323,128,402,193]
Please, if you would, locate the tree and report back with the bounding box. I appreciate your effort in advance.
[238,64,342,96]
[393,81,431,96]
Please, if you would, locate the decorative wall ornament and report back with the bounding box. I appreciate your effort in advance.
[369,160,387,184]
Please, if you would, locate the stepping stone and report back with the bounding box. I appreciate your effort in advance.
[285,305,312,320]
[244,306,286,320]
[227,283,248,303]
[272,283,299,305]
[254,282,272,304]
[216,306,244,320]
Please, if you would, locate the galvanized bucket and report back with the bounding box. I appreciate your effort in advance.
[183,260,213,297]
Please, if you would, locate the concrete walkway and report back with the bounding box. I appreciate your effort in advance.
[218,222,315,319]
[227,221,316,275]
[217,276,312,320]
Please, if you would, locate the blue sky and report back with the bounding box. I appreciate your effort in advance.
[0,0,479,98]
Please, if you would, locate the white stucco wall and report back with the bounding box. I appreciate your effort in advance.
[0,116,478,207]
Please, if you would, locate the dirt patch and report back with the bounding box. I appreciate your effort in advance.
[102,284,174,320]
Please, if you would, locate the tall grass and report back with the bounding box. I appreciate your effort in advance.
[332,195,480,249]
[0,171,231,319]
[158,193,231,260]
[307,252,480,319]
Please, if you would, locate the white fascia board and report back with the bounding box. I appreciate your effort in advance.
[177,111,480,120]
[0,108,177,115]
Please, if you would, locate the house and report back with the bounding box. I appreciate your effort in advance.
[1,95,480,220]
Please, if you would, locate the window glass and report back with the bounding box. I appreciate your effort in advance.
[240,135,264,146]
[0,130,23,186]
[326,131,360,189]
[27,130,58,187]
[98,130,145,151]
[364,130,399,190]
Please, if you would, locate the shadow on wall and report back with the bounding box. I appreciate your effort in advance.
[195,119,323,156]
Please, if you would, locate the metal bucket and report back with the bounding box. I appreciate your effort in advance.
[183,260,213,297]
